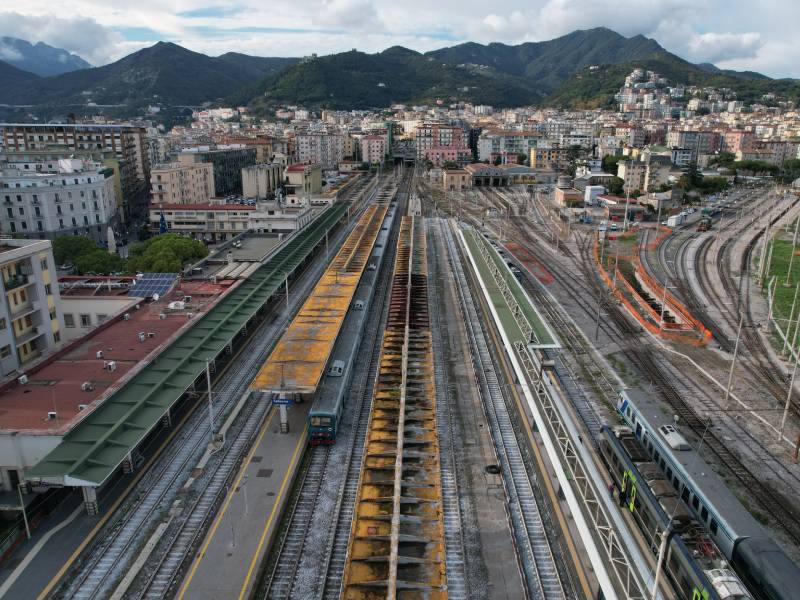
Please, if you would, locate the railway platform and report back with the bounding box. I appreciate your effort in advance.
[176,403,310,600]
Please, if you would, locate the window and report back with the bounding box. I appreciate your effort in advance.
[44,284,52,295]
[49,309,56,320]
[64,314,75,328]
[681,486,690,502]
[0,345,10,359]
[53,331,60,343]
[97,314,107,323]
[692,495,700,510]
[0,317,5,329]
[701,506,709,522]
[18,206,23,216]
[80,314,91,327]
[6,207,12,218]
[40,259,47,270]
[34,206,41,217]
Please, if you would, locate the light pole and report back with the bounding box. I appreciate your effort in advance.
[18,483,30,540]
[786,218,800,287]
[206,358,215,444]
[783,281,800,356]
[723,315,744,409]
[779,349,800,441]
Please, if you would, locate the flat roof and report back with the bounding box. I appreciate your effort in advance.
[251,203,387,395]
[27,202,350,486]
[0,281,226,434]
[462,228,559,349]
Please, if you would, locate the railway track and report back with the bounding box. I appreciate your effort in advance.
[254,175,411,600]
[340,215,447,598]
[443,221,568,600]
[427,220,469,600]
[55,189,372,600]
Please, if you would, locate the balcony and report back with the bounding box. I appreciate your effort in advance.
[14,326,44,346]
[4,274,30,291]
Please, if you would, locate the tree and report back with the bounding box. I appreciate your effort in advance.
[607,177,625,195]
[127,234,208,273]
[602,154,624,176]
[493,156,503,166]
[74,250,125,275]
[442,161,458,170]
[516,153,528,166]
[53,235,99,266]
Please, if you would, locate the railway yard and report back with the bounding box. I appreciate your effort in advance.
[3,166,800,600]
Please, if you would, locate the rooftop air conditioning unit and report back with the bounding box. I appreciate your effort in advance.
[147,332,156,338]
[81,381,93,391]
[18,375,28,385]
[78,404,88,412]
[107,361,117,372]
[159,313,166,320]
[123,313,131,321]
[186,313,194,319]
[96,350,104,359]
[47,411,57,420]
[138,332,146,342]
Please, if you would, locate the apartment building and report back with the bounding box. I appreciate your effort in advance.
[617,153,671,193]
[666,129,721,158]
[530,145,569,171]
[361,135,387,164]
[296,133,348,170]
[178,145,256,196]
[476,129,542,162]
[150,162,215,205]
[242,163,283,198]
[284,163,322,199]
[0,238,65,376]
[415,123,468,163]
[0,123,150,222]
[1,160,118,242]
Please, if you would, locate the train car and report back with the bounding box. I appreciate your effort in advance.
[616,388,800,600]
[600,425,751,600]
[308,200,397,444]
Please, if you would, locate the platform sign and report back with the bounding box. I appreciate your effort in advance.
[271,393,295,406]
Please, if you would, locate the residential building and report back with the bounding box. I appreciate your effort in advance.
[242,163,283,198]
[178,145,256,196]
[1,160,118,242]
[0,123,151,222]
[0,238,65,377]
[150,162,215,205]
[296,133,348,170]
[666,130,721,159]
[530,145,569,171]
[477,129,541,163]
[415,123,469,165]
[617,153,671,193]
[284,163,322,199]
[361,135,387,164]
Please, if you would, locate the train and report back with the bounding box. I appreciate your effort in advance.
[600,424,752,600]
[307,196,398,443]
[616,388,800,600]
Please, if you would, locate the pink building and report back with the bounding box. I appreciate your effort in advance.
[360,135,387,164]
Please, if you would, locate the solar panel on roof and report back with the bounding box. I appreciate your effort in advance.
[128,273,179,298]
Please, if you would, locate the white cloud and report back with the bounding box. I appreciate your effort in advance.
[0,1,798,78]
[686,32,763,63]
[0,44,24,63]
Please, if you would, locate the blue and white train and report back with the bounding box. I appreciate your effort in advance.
[616,388,800,600]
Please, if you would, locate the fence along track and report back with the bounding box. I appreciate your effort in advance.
[341,216,447,600]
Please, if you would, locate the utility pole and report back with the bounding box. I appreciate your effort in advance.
[779,349,800,441]
[206,358,215,444]
[723,315,744,408]
[786,217,800,287]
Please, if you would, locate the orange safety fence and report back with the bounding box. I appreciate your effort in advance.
[594,237,711,347]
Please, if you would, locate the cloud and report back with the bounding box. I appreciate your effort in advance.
[686,32,764,63]
[0,1,798,78]
[0,43,23,62]
[0,12,123,65]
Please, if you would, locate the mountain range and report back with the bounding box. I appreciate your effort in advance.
[1,28,798,112]
[0,37,91,76]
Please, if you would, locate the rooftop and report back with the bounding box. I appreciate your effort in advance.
[0,280,227,434]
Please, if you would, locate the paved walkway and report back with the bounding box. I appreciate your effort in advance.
[177,401,310,600]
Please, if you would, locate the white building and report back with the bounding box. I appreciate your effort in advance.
[242,163,283,199]
[1,160,118,242]
[296,133,348,170]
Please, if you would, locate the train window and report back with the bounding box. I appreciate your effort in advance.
[673,476,680,488]
[692,495,700,510]
[659,457,665,470]
[701,506,709,522]
[681,486,690,502]
[710,519,718,535]
[666,467,673,480]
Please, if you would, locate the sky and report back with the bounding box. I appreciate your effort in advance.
[0,0,798,78]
